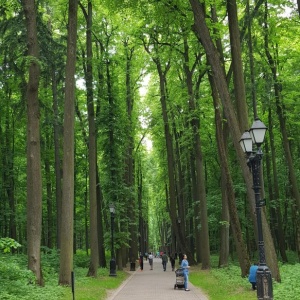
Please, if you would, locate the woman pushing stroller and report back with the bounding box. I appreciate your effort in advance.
[181,254,190,291]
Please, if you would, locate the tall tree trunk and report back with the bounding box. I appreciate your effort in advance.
[4,113,17,241]
[155,60,196,264]
[142,36,195,261]
[210,4,230,268]
[51,66,63,250]
[44,140,53,249]
[246,0,258,119]
[189,0,280,281]
[59,0,78,285]
[227,0,249,130]
[137,161,144,254]
[94,40,106,268]
[22,0,43,286]
[182,35,210,269]
[124,41,138,266]
[263,2,300,263]
[81,0,99,277]
[266,108,287,262]
[210,73,250,276]
[96,169,106,267]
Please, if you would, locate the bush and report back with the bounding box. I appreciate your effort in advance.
[73,250,91,268]
[0,254,66,300]
[0,238,22,253]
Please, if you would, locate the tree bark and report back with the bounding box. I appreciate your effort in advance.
[124,41,138,266]
[227,0,249,130]
[51,65,63,250]
[81,0,99,277]
[22,0,43,286]
[59,0,78,285]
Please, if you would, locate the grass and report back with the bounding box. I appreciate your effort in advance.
[189,255,300,300]
[190,266,256,300]
[60,268,129,300]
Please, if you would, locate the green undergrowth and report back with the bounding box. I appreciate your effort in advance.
[0,251,128,300]
[0,253,65,300]
[272,263,300,300]
[1,251,299,300]
[189,256,300,300]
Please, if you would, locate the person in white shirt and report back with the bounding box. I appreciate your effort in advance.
[148,252,154,270]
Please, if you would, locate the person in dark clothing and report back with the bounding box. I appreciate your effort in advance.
[178,252,183,265]
[248,263,259,290]
[139,253,144,271]
[170,256,175,271]
[161,252,168,271]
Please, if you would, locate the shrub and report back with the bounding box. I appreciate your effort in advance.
[0,238,22,253]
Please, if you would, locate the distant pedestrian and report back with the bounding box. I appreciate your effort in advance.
[148,252,154,270]
[179,252,183,265]
[181,254,190,291]
[161,252,168,271]
[139,253,144,271]
[248,263,258,290]
[170,255,175,271]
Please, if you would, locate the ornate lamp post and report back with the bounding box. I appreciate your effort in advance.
[240,118,273,300]
[109,203,117,277]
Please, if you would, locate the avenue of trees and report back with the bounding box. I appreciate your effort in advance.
[1,0,300,287]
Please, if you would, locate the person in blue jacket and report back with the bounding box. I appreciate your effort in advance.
[248,263,259,290]
[181,254,190,291]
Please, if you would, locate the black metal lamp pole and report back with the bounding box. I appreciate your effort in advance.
[109,203,117,277]
[240,118,273,300]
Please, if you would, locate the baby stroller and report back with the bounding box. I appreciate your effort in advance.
[174,268,185,289]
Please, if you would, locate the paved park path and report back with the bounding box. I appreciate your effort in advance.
[106,257,209,300]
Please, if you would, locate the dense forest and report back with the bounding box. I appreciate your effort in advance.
[1,0,300,288]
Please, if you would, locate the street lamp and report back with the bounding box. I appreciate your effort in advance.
[109,203,117,277]
[240,118,273,300]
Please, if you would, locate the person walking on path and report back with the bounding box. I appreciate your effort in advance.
[248,263,258,290]
[181,254,190,291]
[161,252,168,271]
[106,257,209,300]
[139,253,144,271]
[148,252,154,270]
[170,255,175,271]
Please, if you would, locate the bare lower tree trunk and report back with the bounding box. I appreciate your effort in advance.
[22,0,43,286]
[96,169,106,267]
[59,0,78,285]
